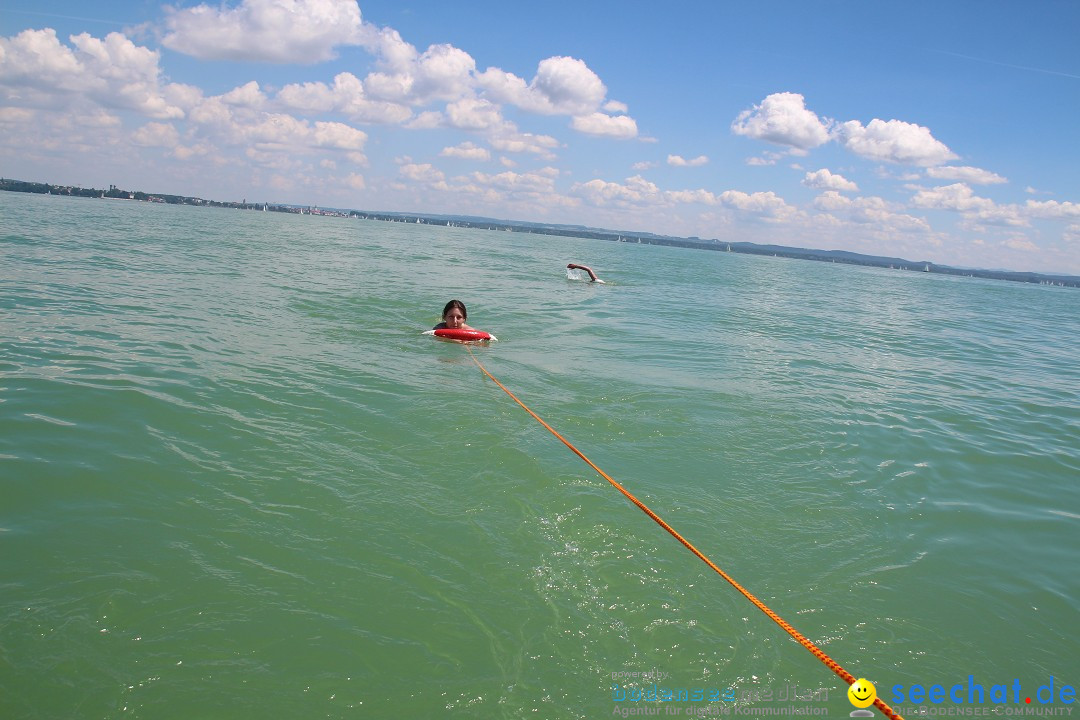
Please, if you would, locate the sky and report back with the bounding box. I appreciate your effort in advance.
[2,0,1079,274]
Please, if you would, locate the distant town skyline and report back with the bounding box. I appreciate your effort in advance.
[2,0,1078,274]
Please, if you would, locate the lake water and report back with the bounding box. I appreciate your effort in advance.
[2,191,1077,718]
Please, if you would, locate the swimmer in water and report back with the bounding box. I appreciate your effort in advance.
[432,299,473,330]
[567,263,604,283]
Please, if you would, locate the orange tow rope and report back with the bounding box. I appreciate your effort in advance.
[465,345,902,720]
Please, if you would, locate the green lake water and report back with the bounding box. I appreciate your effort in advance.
[1,191,1077,718]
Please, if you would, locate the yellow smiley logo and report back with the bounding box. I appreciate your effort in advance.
[848,678,876,709]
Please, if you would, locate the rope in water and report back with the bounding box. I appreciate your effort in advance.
[464,345,902,720]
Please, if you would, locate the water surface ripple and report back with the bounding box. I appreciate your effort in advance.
[1,193,1077,717]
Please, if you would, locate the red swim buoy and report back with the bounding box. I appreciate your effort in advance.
[432,328,493,342]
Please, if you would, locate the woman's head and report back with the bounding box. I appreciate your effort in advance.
[442,299,467,328]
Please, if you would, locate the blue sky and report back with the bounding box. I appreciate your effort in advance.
[3,0,1079,273]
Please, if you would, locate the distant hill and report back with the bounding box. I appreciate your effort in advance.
[4,178,1077,288]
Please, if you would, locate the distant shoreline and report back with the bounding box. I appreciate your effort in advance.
[4,178,1077,288]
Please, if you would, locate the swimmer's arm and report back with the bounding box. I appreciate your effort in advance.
[567,263,600,281]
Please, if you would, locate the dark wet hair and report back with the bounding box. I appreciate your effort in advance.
[442,299,467,320]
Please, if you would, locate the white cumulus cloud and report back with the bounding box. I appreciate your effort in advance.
[132,121,180,147]
[477,55,637,135]
[163,0,365,64]
[0,29,188,119]
[731,92,832,150]
[570,175,665,208]
[312,121,367,151]
[666,188,718,204]
[668,154,709,167]
[531,56,605,114]
[489,131,559,159]
[1002,237,1039,252]
[0,28,83,93]
[718,190,796,221]
[221,81,266,108]
[912,183,994,212]
[445,97,504,131]
[440,142,491,161]
[362,39,477,106]
[733,93,960,168]
[803,168,858,192]
[572,112,638,139]
[927,165,1007,185]
[277,80,337,114]
[814,191,928,231]
[746,152,783,166]
[1024,200,1080,219]
[569,176,800,223]
[912,183,1026,226]
[462,168,559,196]
[404,110,443,129]
[276,72,413,123]
[399,162,446,184]
[837,118,957,166]
[215,111,368,166]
